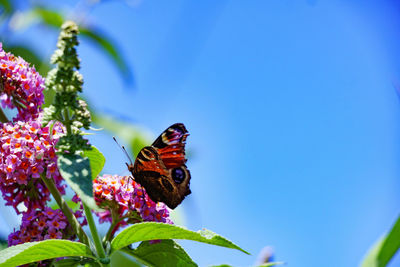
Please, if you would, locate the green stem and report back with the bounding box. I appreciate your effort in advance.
[40,174,89,245]
[83,203,108,265]
[105,220,119,242]
[63,108,72,135]
[0,107,9,123]
[104,209,122,242]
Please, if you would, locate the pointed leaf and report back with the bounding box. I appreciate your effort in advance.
[361,215,400,267]
[124,240,197,267]
[0,240,93,267]
[111,222,249,255]
[31,6,132,82]
[79,27,132,82]
[33,7,63,27]
[91,112,152,157]
[83,146,106,180]
[57,154,101,211]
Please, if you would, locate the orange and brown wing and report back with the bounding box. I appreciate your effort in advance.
[152,123,189,169]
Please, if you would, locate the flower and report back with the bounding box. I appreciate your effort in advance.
[0,43,45,121]
[8,207,85,246]
[0,120,65,213]
[93,174,173,231]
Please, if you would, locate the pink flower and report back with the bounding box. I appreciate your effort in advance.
[93,174,173,232]
[0,43,44,121]
[0,120,65,213]
[8,208,84,246]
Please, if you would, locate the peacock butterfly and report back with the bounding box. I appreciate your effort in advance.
[125,123,191,209]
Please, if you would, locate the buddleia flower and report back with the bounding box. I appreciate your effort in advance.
[0,43,44,122]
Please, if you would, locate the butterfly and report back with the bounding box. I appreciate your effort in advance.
[125,123,191,209]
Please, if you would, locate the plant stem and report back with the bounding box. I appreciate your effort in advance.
[63,108,72,135]
[0,107,9,123]
[40,174,89,245]
[105,220,119,242]
[83,202,108,265]
[104,209,122,242]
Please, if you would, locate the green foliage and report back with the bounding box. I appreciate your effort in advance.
[33,7,64,27]
[29,6,131,81]
[0,10,255,267]
[0,0,12,14]
[111,222,249,255]
[1,4,131,80]
[0,240,7,251]
[49,198,80,211]
[57,154,100,211]
[0,240,94,267]
[110,251,142,267]
[84,146,106,180]
[92,112,152,157]
[79,27,131,81]
[125,240,197,267]
[361,215,400,267]
[211,263,284,267]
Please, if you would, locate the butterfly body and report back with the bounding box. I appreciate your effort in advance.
[127,123,191,209]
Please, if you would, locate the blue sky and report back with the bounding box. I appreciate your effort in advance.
[2,0,400,266]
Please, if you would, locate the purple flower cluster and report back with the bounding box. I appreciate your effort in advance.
[8,207,85,246]
[0,43,44,121]
[0,120,65,213]
[94,174,173,231]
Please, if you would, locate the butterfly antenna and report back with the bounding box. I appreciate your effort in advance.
[113,136,133,165]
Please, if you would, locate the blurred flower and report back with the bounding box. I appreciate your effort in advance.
[0,120,65,213]
[8,207,85,246]
[94,174,173,231]
[255,246,275,266]
[0,43,44,121]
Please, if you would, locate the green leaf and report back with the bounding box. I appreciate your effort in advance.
[33,6,64,27]
[111,250,142,267]
[53,257,95,267]
[79,27,132,82]
[125,240,197,267]
[361,215,400,267]
[211,263,284,267]
[0,240,94,267]
[57,154,101,211]
[49,198,80,211]
[83,146,106,180]
[111,222,249,255]
[0,239,7,251]
[91,112,152,157]
[0,0,13,14]
[30,6,131,82]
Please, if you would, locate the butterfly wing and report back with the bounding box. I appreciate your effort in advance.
[152,123,189,169]
[132,123,191,209]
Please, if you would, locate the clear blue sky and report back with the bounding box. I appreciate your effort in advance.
[2,0,400,266]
